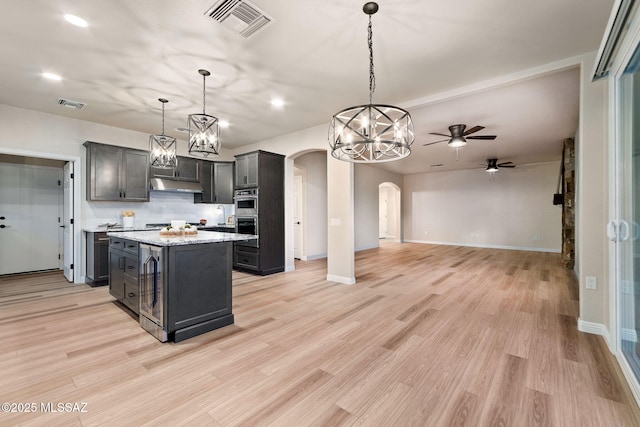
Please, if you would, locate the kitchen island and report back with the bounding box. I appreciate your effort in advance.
[107,230,255,342]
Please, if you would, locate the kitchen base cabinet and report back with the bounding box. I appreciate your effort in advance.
[86,232,109,286]
[108,236,139,314]
[167,242,234,342]
[108,233,237,342]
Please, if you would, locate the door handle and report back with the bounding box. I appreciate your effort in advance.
[0,224,6,229]
[0,216,5,220]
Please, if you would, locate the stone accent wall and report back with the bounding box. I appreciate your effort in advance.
[562,137,575,269]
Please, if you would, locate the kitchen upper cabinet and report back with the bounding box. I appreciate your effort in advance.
[195,161,234,204]
[151,156,199,182]
[214,162,234,203]
[84,141,149,202]
[235,152,258,188]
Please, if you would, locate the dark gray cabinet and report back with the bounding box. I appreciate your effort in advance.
[108,236,139,314]
[233,150,285,275]
[195,161,234,204]
[84,141,149,202]
[151,156,199,182]
[235,151,258,188]
[86,232,109,286]
[167,242,234,342]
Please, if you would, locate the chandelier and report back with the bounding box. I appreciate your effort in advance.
[149,98,177,169]
[188,69,220,157]
[329,2,414,163]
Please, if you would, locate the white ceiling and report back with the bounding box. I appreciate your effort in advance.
[0,0,613,174]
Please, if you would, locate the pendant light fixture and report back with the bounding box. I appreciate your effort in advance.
[188,69,220,157]
[149,98,177,169]
[329,2,414,163]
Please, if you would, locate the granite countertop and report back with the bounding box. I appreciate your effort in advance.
[106,230,256,247]
[84,224,236,233]
[85,225,148,232]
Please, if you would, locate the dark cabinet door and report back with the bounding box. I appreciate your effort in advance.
[214,162,234,203]
[89,144,122,200]
[176,157,199,181]
[150,165,175,179]
[167,243,232,332]
[122,149,150,201]
[108,247,125,300]
[194,160,213,204]
[235,152,258,188]
[95,239,110,281]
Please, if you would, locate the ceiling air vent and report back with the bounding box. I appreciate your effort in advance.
[205,0,273,38]
[57,98,85,110]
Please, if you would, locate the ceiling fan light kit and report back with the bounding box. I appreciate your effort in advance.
[188,69,221,158]
[485,158,515,172]
[424,124,497,149]
[149,98,178,169]
[328,2,414,163]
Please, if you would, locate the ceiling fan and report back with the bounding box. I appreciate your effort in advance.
[423,124,497,147]
[485,158,515,172]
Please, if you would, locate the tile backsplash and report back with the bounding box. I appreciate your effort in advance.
[84,191,234,228]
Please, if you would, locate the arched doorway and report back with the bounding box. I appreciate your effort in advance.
[379,182,401,242]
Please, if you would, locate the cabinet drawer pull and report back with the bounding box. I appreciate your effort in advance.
[128,292,136,298]
[127,265,135,269]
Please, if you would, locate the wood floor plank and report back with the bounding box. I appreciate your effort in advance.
[0,243,638,426]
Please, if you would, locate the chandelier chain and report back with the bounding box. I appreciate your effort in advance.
[368,15,376,105]
[202,73,206,115]
[161,101,165,135]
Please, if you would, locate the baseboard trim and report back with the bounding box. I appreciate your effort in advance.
[405,239,561,253]
[285,265,295,272]
[306,253,327,261]
[578,318,612,350]
[326,274,356,285]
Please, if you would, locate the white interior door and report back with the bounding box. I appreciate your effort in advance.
[293,175,303,259]
[63,162,74,282]
[0,162,62,275]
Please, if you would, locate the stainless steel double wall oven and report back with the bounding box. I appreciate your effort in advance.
[234,188,258,248]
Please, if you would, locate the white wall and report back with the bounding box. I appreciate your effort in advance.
[576,51,609,329]
[294,151,327,260]
[403,161,562,251]
[354,164,403,251]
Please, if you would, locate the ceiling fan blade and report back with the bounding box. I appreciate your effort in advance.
[429,132,451,137]
[467,135,497,140]
[463,125,485,136]
[422,139,448,146]
[499,164,516,168]
[497,161,513,166]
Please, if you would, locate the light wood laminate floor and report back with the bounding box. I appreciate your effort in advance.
[0,243,639,426]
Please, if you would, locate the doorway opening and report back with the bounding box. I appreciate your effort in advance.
[379,182,401,242]
[0,151,79,285]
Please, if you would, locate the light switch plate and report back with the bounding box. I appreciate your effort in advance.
[586,276,597,290]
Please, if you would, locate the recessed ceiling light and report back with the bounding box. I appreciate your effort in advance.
[270,98,285,108]
[219,120,230,128]
[64,14,88,27]
[42,72,62,81]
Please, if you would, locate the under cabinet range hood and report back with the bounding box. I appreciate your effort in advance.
[149,178,203,193]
